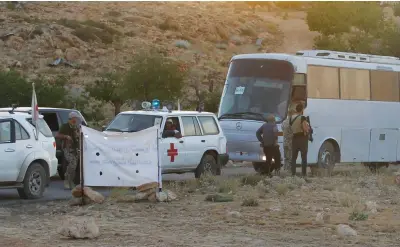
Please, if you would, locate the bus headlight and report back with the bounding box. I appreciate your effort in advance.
[262,156,274,162]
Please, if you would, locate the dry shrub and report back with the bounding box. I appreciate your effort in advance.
[107,10,122,17]
[275,183,289,196]
[334,190,362,208]
[241,174,263,186]
[241,197,259,207]
[240,25,257,37]
[217,178,240,194]
[264,22,281,35]
[159,17,179,31]
[349,211,368,221]
[215,25,229,40]
[109,187,130,199]
[199,172,217,187]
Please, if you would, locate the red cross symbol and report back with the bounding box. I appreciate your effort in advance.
[167,143,178,162]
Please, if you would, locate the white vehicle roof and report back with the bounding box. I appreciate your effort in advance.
[230,50,400,73]
[0,111,36,119]
[118,110,216,117]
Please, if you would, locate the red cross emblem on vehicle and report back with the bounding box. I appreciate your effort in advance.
[167,143,178,162]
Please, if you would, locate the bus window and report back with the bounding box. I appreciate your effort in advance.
[307,66,339,99]
[218,59,294,122]
[371,71,399,102]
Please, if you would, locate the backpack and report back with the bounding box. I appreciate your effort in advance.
[290,115,310,134]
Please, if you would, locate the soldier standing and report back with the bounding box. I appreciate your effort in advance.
[56,112,81,189]
[281,109,293,171]
[290,103,310,177]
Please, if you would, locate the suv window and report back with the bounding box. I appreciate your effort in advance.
[59,110,87,126]
[0,121,11,143]
[198,116,219,135]
[15,121,30,140]
[162,117,181,138]
[41,112,59,131]
[106,114,163,133]
[181,116,202,136]
[27,118,53,137]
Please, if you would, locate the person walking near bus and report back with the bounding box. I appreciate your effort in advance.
[256,114,281,176]
[56,112,81,189]
[282,109,293,171]
[290,103,310,177]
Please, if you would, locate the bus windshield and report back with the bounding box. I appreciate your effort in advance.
[218,59,294,122]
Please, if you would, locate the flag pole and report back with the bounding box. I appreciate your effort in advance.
[79,125,85,205]
[157,128,162,192]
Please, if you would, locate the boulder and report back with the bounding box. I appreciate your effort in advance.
[365,201,378,214]
[71,185,105,204]
[58,217,99,239]
[315,212,330,224]
[65,47,81,61]
[5,36,24,50]
[156,190,178,202]
[137,182,158,192]
[337,224,357,237]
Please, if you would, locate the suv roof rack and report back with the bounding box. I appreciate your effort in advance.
[0,105,32,114]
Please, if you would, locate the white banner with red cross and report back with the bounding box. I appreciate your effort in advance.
[81,125,161,188]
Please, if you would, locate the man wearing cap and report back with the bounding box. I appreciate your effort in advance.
[256,114,281,176]
[56,112,81,189]
[162,118,182,138]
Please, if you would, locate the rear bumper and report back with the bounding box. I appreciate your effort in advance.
[227,141,283,162]
[218,154,229,167]
[49,156,58,177]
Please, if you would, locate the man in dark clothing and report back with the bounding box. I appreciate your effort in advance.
[256,114,281,175]
[290,103,310,177]
[56,112,81,189]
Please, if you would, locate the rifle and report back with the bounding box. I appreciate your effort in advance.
[306,116,314,142]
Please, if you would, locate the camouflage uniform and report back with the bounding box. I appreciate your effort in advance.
[281,117,293,171]
[60,124,80,189]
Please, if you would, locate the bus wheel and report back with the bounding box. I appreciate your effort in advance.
[317,141,337,176]
[252,162,264,173]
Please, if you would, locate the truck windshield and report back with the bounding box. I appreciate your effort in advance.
[218,59,294,123]
[105,114,163,132]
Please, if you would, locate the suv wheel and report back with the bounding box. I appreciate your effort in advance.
[195,154,218,178]
[17,163,46,199]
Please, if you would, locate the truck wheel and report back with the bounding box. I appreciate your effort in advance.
[317,141,338,175]
[17,163,46,199]
[195,154,218,178]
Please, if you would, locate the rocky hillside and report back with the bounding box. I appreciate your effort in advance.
[0,2,315,87]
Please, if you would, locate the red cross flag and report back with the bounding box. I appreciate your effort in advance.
[31,83,39,140]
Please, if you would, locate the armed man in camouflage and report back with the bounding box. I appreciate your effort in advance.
[56,112,81,190]
[281,107,294,171]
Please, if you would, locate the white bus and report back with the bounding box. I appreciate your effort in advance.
[218,50,400,173]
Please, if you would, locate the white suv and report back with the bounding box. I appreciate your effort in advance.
[0,110,58,199]
[103,109,229,178]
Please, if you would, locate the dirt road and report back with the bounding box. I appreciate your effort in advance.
[1,165,399,247]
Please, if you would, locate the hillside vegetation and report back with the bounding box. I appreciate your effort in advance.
[0,2,315,124]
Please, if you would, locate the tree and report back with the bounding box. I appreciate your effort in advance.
[34,76,71,107]
[0,70,71,108]
[306,2,399,55]
[124,50,186,102]
[85,71,129,116]
[307,2,383,36]
[0,70,31,107]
